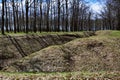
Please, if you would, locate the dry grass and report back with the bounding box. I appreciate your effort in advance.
[3,31,120,73]
[0,33,85,71]
[0,30,120,79]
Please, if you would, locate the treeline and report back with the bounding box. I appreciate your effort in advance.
[0,0,93,34]
[0,0,120,34]
[97,0,120,30]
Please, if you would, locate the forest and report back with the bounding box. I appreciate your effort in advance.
[0,0,120,80]
[0,0,120,35]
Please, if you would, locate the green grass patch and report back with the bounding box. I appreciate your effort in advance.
[109,30,120,37]
[2,31,83,36]
[92,30,120,39]
[0,71,119,78]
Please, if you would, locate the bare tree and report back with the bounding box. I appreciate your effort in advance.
[33,0,37,33]
[39,0,43,32]
[57,0,60,31]
[2,0,5,34]
[88,11,92,31]
[12,0,17,33]
[46,0,50,32]
[65,0,68,32]
[5,0,9,32]
[25,0,29,33]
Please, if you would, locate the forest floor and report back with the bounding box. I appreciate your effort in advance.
[0,30,120,80]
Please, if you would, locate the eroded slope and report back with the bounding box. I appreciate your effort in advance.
[0,33,86,70]
[4,34,120,72]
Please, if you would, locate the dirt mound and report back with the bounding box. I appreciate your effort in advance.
[3,37,120,72]
[0,34,84,70]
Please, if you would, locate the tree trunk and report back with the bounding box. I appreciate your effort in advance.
[2,0,5,35]
[26,0,29,33]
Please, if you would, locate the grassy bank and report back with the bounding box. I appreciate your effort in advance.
[1,31,84,37]
[0,71,119,80]
[0,30,120,79]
